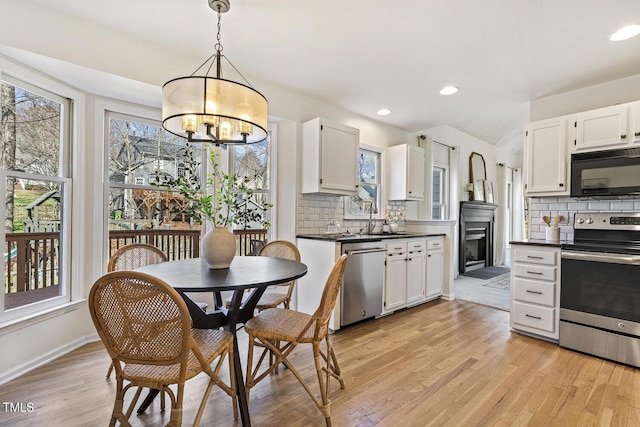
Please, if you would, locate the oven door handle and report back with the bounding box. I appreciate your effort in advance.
[561,250,640,265]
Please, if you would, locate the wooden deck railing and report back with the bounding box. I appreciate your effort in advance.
[233,229,268,256]
[5,228,269,308]
[109,229,201,261]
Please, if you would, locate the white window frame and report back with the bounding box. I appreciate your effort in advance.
[0,74,74,323]
[432,162,449,220]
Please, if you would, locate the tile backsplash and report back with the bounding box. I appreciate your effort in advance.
[296,193,406,235]
[528,196,640,241]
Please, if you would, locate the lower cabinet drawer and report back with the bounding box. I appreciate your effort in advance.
[514,263,556,281]
[513,278,555,306]
[512,301,555,333]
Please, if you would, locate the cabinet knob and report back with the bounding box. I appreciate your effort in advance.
[559,183,564,187]
[621,134,627,139]
[635,131,640,136]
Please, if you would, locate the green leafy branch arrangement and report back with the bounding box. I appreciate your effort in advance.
[153,144,271,229]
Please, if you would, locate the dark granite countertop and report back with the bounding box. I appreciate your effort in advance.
[298,232,445,243]
[509,238,571,248]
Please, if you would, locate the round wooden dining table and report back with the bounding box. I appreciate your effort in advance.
[136,256,308,426]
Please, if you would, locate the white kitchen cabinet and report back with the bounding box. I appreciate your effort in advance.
[425,237,444,299]
[301,117,359,196]
[405,240,427,305]
[575,104,629,151]
[386,144,425,201]
[510,244,561,341]
[383,239,431,313]
[383,241,406,313]
[524,117,572,196]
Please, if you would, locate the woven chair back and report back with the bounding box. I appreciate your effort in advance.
[108,243,168,272]
[259,240,300,289]
[311,254,348,337]
[258,240,300,262]
[89,271,191,367]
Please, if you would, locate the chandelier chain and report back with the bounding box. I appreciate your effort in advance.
[214,5,223,55]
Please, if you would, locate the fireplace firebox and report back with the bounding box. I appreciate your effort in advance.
[459,201,497,274]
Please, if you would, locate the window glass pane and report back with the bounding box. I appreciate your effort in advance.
[358,150,378,184]
[4,177,63,310]
[108,116,198,187]
[107,116,201,230]
[432,169,442,204]
[345,149,380,217]
[230,137,272,233]
[232,140,269,191]
[2,83,61,176]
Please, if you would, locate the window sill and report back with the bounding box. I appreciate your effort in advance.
[0,299,86,336]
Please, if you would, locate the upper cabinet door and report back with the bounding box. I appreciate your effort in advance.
[386,144,425,201]
[320,121,359,193]
[524,117,572,196]
[301,117,359,195]
[575,104,629,151]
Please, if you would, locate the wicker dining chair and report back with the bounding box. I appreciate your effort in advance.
[224,240,301,311]
[89,271,237,426]
[108,243,168,272]
[244,254,348,427]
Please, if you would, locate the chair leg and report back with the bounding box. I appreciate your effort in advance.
[312,342,332,426]
[106,362,114,379]
[111,377,131,427]
[325,335,345,389]
[227,342,238,420]
[245,334,255,401]
[167,383,185,427]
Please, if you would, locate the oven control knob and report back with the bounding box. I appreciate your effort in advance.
[585,218,594,224]
[576,218,584,224]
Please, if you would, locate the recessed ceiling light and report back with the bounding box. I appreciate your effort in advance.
[440,86,459,96]
[610,24,640,41]
[377,108,392,116]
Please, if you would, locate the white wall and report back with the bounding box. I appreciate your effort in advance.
[530,72,640,121]
[417,125,522,202]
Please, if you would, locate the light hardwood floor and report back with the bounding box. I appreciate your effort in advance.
[2,299,640,426]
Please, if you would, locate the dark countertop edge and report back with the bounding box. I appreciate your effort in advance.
[510,239,569,248]
[297,233,446,242]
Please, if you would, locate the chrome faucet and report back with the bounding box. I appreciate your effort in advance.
[366,202,377,234]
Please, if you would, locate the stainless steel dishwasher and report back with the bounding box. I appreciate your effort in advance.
[340,241,386,327]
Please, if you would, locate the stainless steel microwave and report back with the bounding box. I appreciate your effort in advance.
[571,147,640,197]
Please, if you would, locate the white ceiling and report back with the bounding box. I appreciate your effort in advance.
[16,0,640,154]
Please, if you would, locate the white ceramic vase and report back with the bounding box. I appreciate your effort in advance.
[201,226,236,269]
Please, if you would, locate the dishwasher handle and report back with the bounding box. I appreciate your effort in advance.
[346,248,387,256]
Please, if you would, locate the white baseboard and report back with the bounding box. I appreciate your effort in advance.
[0,335,98,386]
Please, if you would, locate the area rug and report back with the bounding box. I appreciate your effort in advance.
[461,266,510,280]
[482,273,510,290]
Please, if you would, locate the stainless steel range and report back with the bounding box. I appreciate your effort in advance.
[560,212,640,367]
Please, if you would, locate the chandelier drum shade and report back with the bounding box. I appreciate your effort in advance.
[161,0,268,146]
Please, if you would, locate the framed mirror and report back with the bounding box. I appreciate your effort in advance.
[469,152,487,201]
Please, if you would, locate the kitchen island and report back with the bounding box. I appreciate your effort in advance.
[296,232,445,330]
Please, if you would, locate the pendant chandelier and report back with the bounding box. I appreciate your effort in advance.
[161,0,268,146]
